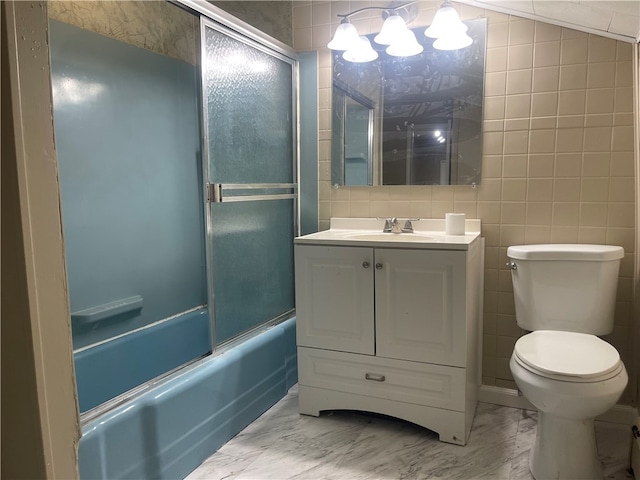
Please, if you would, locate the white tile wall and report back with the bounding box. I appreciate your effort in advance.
[293,1,635,401]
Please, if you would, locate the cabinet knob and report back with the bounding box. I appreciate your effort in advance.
[362,261,370,269]
[375,263,383,270]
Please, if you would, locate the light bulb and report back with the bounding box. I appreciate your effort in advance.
[343,36,379,63]
[433,31,473,50]
[424,2,468,39]
[328,21,360,51]
[374,15,408,46]
[386,29,424,57]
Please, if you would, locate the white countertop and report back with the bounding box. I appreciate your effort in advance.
[295,218,481,251]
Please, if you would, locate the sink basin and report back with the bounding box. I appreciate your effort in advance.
[295,218,481,250]
[337,231,437,242]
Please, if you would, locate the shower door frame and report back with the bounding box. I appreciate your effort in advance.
[195,2,300,351]
[78,0,300,424]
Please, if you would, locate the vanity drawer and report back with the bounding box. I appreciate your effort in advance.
[298,347,466,412]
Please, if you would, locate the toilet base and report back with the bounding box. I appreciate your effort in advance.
[530,412,602,480]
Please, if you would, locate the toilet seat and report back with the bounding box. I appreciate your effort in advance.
[513,330,622,383]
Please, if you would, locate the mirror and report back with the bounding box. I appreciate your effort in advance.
[332,18,487,186]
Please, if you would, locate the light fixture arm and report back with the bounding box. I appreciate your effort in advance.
[336,0,419,22]
[336,6,387,20]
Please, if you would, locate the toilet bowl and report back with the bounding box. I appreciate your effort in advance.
[506,244,627,479]
[510,330,628,479]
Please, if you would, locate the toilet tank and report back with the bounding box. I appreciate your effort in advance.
[507,244,624,335]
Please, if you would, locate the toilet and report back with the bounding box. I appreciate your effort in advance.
[507,244,628,480]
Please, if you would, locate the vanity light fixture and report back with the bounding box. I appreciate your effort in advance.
[433,31,473,50]
[426,0,473,50]
[424,1,468,39]
[343,36,379,63]
[373,14,409,45]
[327,0,472,63]
[386,28,424,57]
[327,19,361,51]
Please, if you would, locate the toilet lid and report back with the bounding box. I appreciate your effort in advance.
[514,330,621,379]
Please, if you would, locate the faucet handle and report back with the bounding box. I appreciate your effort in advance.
[402,220,414,233]
[380,217,399,233]
[378,217,418,233]
[389,217,403,233]
[400,218,420,233]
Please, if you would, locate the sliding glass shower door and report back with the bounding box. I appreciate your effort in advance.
[202,20,297,345]
[49,2,298,416]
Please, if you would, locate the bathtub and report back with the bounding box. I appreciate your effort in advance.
[74,308,212,413]
[78,317,297,479]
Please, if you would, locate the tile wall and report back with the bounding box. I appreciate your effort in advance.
[48,1,198,64]
[292,1,636,401]
[211,1,294,47]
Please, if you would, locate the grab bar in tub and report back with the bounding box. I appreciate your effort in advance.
[71,295,143,323]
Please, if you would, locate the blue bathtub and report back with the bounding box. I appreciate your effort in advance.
[78,317,297,479]
[74,308,212,413]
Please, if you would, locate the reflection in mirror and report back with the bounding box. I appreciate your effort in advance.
[332,18,486,186]
[332,80,376,185]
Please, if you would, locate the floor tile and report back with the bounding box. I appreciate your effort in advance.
[187,386,632,480]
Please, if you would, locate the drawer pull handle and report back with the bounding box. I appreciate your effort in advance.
[365,373,386,382]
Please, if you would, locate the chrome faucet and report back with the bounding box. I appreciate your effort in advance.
[382,218,418,233]
[383,217,402,233]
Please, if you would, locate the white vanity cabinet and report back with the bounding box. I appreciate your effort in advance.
[294,225,483,446]
[294,246,375,355]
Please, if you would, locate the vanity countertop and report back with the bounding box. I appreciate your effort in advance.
[295,218,481,250]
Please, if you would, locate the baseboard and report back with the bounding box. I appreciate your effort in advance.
[599,404,639,425]
[478,385,638,425]
[478,385,535,410]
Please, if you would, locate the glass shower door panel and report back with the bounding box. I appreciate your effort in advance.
[204,25,293,184]
[50,12,208,413]
[203,22,296,345]
[211,200,295,343]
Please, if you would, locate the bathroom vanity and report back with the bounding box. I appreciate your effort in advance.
[294,218,483,445]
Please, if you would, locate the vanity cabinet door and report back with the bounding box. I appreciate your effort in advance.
[295,245,375,354]
[374,249,467,367]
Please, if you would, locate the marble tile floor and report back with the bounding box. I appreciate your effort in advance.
[186,385,633,480]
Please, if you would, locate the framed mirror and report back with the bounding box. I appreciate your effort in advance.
[331,18,487,187]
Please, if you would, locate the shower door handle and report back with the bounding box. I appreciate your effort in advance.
[206,183,297,203]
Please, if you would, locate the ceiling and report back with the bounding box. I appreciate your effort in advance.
[455,0,640,43]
